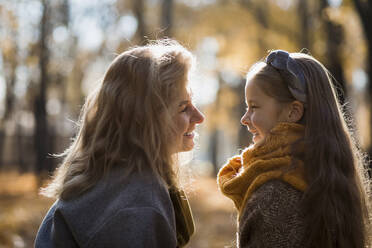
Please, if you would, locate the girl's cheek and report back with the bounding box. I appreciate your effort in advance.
[250,113,257,124]
[251,114,261,128]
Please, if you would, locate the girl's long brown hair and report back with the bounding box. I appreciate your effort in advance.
[42,39,194,200]
[248,53,371,247]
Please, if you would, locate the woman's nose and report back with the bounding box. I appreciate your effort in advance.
[192,107,205,124]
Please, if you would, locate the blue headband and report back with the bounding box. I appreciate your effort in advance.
[265,50,307,103]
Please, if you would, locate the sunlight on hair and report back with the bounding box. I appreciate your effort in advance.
[246,62,265,82]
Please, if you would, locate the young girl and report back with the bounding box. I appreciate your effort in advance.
[218,50,371,247]
[35,40,204,248]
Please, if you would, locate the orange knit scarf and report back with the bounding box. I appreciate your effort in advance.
[217,122,308,217]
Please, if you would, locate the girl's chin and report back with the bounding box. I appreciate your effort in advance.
[252,135,265,146]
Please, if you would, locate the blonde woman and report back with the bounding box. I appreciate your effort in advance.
[35,40,204,248]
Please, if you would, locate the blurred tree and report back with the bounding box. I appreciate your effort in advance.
[298,0,312,50]
[34,0,53,175]
[161,0,173,37]
[352,0,372,78]
[240,0,269,52]
[352,0,372,155]
[133,0,148,43]
[0,7,18,168]
[319,0,347,106]
[209,76,222,175]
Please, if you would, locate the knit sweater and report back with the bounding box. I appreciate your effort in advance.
[238,180,306,247]
[218,122,308,247]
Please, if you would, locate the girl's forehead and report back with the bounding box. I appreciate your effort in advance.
[245,79,270,101]
[245,79,262,93]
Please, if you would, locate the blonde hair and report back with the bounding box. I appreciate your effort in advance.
[42,39,195,200]
[247,52,371,247]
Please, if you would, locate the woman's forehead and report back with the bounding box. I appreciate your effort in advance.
[179,86,192,99]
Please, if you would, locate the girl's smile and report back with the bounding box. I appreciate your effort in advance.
[241,79,287,145]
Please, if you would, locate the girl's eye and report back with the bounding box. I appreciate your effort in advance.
[246,105,258,111]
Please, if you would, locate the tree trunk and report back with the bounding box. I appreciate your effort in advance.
[0,75,16,169]
[161,0,173,37]
[16,124,26,172]
[133,0,147,43]
[351,0,372,160]
[319,0,347,106]
[34,0,51,175]
[298,0,311,50]
[0,21,18,168]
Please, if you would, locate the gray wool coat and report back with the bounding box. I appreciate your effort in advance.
[34,168,179,248]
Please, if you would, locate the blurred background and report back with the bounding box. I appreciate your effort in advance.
[0,0,371,247]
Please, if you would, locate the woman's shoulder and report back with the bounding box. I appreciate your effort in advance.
[62,167,171,207]
[61,167,173,214]
[52,168,176,245]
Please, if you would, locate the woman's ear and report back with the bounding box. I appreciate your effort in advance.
[286,101,304,123]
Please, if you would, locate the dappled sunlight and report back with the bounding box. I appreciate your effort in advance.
[1,0,372,246]
[183,175,236,248]
[0,172,53,248]
[0,172,38,195]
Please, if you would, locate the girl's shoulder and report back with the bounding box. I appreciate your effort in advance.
[238,180,306,247]
[243,179,304,218]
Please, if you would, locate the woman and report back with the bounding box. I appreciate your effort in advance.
[35,39,204,248]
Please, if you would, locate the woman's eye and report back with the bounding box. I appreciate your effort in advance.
[181,106,189,112]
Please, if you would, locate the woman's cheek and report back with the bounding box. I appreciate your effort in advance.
[177,113,189,132]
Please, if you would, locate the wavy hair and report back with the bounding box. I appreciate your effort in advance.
[42,40,195,200]
[247,53,371,247]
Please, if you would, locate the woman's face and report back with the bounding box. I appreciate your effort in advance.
[173,88,204,153]
[240,79,287,146]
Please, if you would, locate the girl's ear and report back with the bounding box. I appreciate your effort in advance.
[286,101,304,123]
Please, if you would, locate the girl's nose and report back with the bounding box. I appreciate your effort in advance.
[240,111,250,126]
[192,107,205,124]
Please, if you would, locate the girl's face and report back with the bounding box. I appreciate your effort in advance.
[241,79,287,146]
[173,88,205,153]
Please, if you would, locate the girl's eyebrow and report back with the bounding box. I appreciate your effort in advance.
[178,100,190,107]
